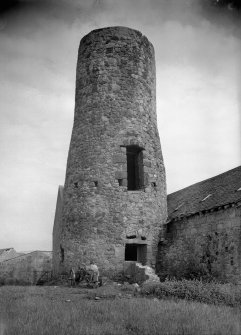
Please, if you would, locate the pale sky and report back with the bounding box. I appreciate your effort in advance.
[0,0,240,251]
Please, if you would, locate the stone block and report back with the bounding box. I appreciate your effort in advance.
[144,172,149,185]
[115,171,127,179]
[122,178,128,187]
[143,159,151,167]
[113,154,126,164]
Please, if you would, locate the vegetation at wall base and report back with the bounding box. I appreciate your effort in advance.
[158,234,232,283]
[141,279,241,307]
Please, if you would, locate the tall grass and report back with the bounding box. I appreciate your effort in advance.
[0,285,241,335]
[141,279,241,306]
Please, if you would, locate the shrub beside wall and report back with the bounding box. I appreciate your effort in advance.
[158,207,241,283]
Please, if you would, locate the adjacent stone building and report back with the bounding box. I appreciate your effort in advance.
[53,26,167,275]
[158,166,241,283]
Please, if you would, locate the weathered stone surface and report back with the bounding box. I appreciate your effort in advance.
[113,155,126,164]
[115,171,127,179]
[158,205,241,283]
[53,26,167,275]
[0,248,20,262]
[0,251,52,284]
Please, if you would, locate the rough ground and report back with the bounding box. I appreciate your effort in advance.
[1,281,241,335]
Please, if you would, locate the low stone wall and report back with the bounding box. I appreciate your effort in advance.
[0,251,52,285]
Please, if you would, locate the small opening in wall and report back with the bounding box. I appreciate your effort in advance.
[118,179,123,186]
[60,245,64,263]
[126,235,136,239]
[141,236,146,240]
[125,244,147,265]
[231,258,234,265]
[94,181,98,187]
[106,47,113,54]
[225,246,228,252]
[74,182,78,188]
[151,182,157,187]
[125,244,137,261]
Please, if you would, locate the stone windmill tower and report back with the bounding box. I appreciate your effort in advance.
[53,26,167,275]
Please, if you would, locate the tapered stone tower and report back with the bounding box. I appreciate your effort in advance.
[53,27,167,275]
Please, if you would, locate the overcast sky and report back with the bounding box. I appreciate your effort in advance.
[0,0,240,251]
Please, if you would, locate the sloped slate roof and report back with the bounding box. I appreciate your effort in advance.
[167,166,241,221]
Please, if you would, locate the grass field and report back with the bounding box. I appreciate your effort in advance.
[0,284,241,335]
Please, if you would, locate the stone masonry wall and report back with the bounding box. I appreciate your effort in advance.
[158,203,241,283]
[55,27,167,274]
[0,248,19,262]
[0,251,52,284]
[52,186,64,275]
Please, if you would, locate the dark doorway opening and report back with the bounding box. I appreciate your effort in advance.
[126,146,144,190]
[125,244,137,261]
[125,244,147,265]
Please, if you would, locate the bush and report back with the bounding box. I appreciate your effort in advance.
[104,270,131,283]
[158,236,220,282]
[141,279,241,306]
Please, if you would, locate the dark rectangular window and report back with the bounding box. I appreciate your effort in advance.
[125,244,137,261]
[126,146,144,190]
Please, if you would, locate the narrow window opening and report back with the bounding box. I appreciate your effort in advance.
[151,182,157,187]
[60,245,64,263]
[118,179,123,186]
[126,145,144,191]
[94,181,98,187]
[74,182,78,188]
[141,236,146,241]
